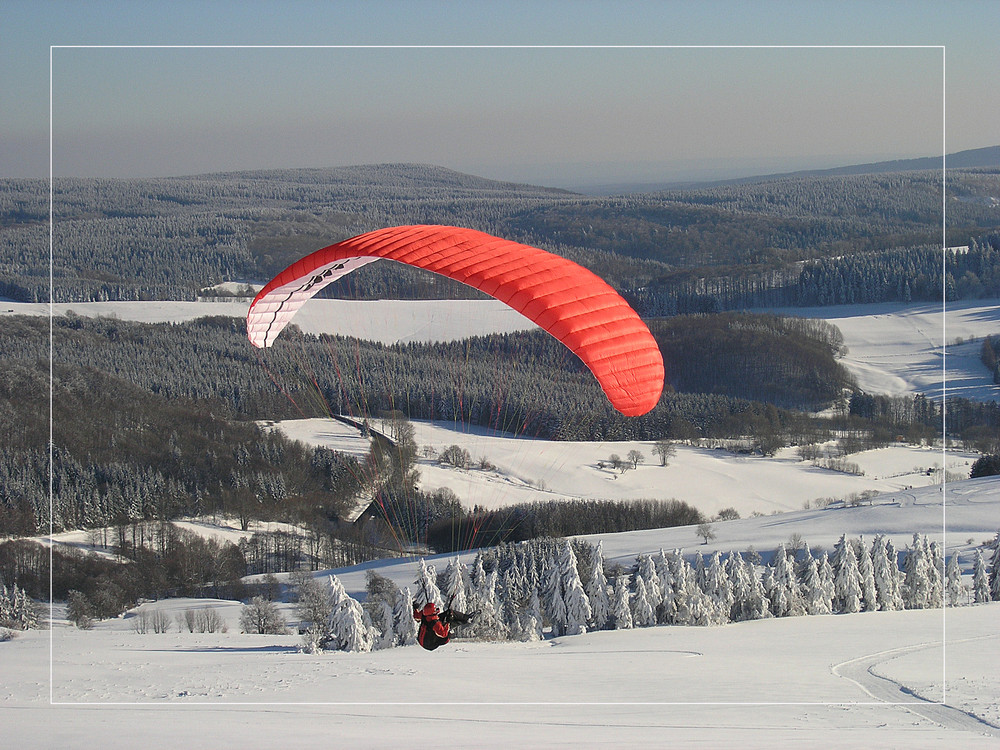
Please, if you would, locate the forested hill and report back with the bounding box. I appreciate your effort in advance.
[2,163,998,312]
[0,309,862,535]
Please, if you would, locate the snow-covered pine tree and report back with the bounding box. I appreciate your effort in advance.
[693,551,706,591]
[726,551,754,621]
[703,551,735,620]
[328,592,375,652]
[517,586,544,641]
[818,552,837,610]
[903,534,932,609]
[467,569,508,641]
[973,549,991,604]
[871,535,903,611]
[559,541,591,636]
[540,555,568,637]
[393,586,418,646]
[414,559,443,609]
[585,541,612,630]
[746,556,772,621]
[611,574,633,629]
[373,599,396,650]
[654,549,677,623]
[989,532,1000,601]
[927,540,944,608]
[471,553,487,592]
[834,540,862,614]
[637,553,663,604]
[327,574,348,615]
[668,551,698,625]
[631,576,656,627]
[801,553,832,616]
[442,556,471,614]
[945,555,965,607]
[767,544,805,617]
[856,538,879,612]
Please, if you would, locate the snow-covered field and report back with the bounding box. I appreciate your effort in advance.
[272,416,978,519]
[776,298,1000,401]
[3,602,997,748]
[7,477,1000,748]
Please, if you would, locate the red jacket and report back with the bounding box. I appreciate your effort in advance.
[414,606,450,650]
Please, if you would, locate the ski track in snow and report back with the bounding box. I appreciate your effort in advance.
[832,637,1000,738]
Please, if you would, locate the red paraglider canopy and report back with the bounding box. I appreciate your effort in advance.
[247,225,663,416]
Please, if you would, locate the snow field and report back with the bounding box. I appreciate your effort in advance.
[5,603,998,748]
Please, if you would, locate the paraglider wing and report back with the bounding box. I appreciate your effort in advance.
[247,225,664,416]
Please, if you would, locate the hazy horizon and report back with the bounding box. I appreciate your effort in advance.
[4,2,999,189]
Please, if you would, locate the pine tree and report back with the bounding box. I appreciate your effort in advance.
[903,534,932,609]
[945,555,965,607]
[654,549,677,623]
[0,584,9,628]
[518,587,544,641]
[834,541,862,614]
[611,574,633,630]
[442,556,470,613]
[329,593,374,652]
[372,599,396,650]
[973,550,991,604]
[631,576,656,627]
[856,538,879,612]
[767,545,804,617]
[559,541,591,636]
[871,535,903,611]
[467,569,508,641]
[703,551,735,619]
[729,551,770,622]
[584,541,611,630]
[990,532,1000,601]
[927,541,944,608]
[671,552,701,625]
[818,552,836,609]
[393,586,418,646]
[414,559,443,609]
[540,556,568,637]
[801,553,832,615]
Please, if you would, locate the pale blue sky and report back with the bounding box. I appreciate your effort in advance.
[2,0,997,187]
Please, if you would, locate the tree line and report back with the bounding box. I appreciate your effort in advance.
[297,530,1000,652]
[3,166,998,308]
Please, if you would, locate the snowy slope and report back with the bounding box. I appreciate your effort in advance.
[5,594,998,747]
[273,416,979,519]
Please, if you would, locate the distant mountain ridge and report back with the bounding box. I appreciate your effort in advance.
[587,145,1000,194]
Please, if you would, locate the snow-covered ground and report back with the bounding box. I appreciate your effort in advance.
[5,297,537,345]
[2,602,997,748]
[12,464,1000,747]
[776,298,1000,401]
[7,476,1000,749]
[272,416,978,519]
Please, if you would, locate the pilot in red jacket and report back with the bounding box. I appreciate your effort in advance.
[413,602,451,651]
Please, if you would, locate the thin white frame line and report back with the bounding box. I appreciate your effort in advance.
[48,42,56,709]
[940,45,949,708]
[45,699,955,707]
[48,43,950,709]
[49,44,945,49]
